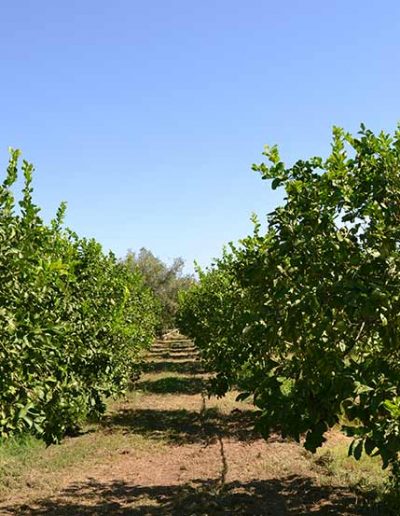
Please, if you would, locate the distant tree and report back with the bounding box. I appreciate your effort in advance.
[124,248,194,333]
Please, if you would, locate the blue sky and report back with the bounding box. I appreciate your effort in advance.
[1,1,399,272]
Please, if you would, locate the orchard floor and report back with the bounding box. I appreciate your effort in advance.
[0,335,387,515]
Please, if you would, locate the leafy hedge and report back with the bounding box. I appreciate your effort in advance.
[178,126,400,476]
[0,150,157,443]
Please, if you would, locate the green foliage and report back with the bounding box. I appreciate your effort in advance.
[0,150,157,443]
[178,125,400,476]
[124,248,194,334]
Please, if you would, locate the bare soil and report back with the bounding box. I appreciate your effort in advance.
[0,337,373,515]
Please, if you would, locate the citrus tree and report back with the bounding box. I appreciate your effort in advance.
[0,150,158,443]
[178,125,400,475]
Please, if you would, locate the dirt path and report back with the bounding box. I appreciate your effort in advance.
[0,336,369,514]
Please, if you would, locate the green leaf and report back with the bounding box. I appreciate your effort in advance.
[364,437,375,456]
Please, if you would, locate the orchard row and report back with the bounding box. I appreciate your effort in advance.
[0,150,158,443]
[178,126,400,477]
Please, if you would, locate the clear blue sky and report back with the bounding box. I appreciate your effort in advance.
[1,1,399,272]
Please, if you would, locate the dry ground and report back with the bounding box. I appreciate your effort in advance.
[0,336,388,514]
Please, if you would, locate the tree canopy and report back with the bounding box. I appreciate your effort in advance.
[178,125,400,477]
[124,247,194,333]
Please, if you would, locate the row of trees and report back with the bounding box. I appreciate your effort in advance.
[123,248,194,334]
[0,150,159,443]
[178,126,400,477]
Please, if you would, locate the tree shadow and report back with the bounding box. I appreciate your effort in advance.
[101,407,262,445]
[146,350,199,361]
[150,343,196,352]
[142,360,206,375]
[135,376,207,395]
[165,343,195,349]
[3,475,381,515]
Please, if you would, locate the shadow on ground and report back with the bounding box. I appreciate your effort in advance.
[101,406,264,444]
[147,342,198,352]
[150,341,195,349]
[145,350,199,361]
[142,360,205,375]
[2,476,378,515]
[135,376,207,395]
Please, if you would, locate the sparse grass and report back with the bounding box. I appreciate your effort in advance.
[307,435,400,513]
[0,434,45,492]
[1,336,400,514]
[0,404,166,500]
[314,442,384,488]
